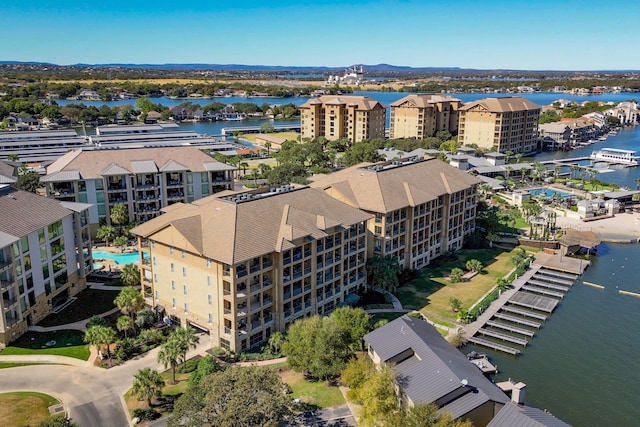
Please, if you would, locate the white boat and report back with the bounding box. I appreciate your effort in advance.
[590,148,638,166]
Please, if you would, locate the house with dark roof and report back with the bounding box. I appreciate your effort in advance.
[364,316,572,427]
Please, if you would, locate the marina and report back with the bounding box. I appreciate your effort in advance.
[463,253,588,356]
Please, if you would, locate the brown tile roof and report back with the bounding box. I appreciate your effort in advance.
[131,186,372,264]
[459,96,540,113]
[0,187,73,238]
[46,147,221,179]
[310,158,481,213]
[298,95,385,111]
[389,94,461,108]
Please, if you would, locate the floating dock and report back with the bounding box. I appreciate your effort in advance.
[464,252,587,356]
[469,356,497,375]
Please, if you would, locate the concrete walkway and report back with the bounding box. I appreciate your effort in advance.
[373,288,404,310]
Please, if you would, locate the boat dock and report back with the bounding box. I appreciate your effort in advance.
[463,253,588,356]
[469,356,498,374]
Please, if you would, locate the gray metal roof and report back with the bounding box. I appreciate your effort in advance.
[364,316,508,419]
[487,402,572,427]
[131,160,159,174]
[59,201,92,212]
[40,170,81,183]
[0,175,17,184]
[602,190,640,199]
[159,160,188,172]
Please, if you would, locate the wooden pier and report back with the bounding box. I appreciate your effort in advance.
[493,313,542,328]
[536,269,578,281]
[532,274,575,287]
[469,356,498,375]
[500,305,548,321]
[485,320,536,337]
[521,285,566,299]
[477,328,528,346]
[467,337,521,355]
[509,291,560,312]
[527,279,571,292]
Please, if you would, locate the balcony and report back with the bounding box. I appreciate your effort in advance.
[249,264,261,274]
[264,314,273,325]
[4,316,20,328]
[0,279,14,290]
[236,306,248,317]
[250,283,261,294]
[165,180,184,188]
[251,319,262,329]
[263,296,273,306]
[3,297,17,309]
[224,327,232,336]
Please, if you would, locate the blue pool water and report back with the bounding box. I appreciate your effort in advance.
[91,250,148,265]
[528,188,572,199]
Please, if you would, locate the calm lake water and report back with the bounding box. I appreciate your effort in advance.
[59,90,640,425]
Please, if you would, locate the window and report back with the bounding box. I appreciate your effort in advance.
[183,285,187,295]
[155,290,159,300]
[182,267,187,277]
[153,256,157,266]
[181,250,185,259]
[207,258,212,268]
[207,276,212,286]
[172,298,176,309]
[21,236,29,253]
[151,241,156,248]
[95,179,104,190]
[170,263,174,272]
[48,220,63,239]
[184,303,188,313]
[208,295,212,305]
[38,229,45,245]
[154,273,158,283]
[171,280,175,291]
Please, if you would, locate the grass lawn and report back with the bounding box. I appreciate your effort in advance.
[38,288,120,327]
[397,248,517,322]
[160,371,191,397]
[1,330,90,360]
[0,392,60,426]
[279,368,345,409]
[242,131,300,144]
[369,312,405,326]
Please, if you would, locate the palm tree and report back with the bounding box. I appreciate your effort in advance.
[479,183,492,199]
[131,368,164,408]
[157,339,182,384]
[84,325,116,366]
[504,166,513,181]
[514,153,523,164]
[486,232,498,249]
[268,331,285,355]
[96,225,116,247]
[117,315,134,339]
[264,141,272,156]
[120,263,141,287]
[239,162,249,178]
[114,286,145,320]
[505,150,514,163]
[171,327,200,369]
[110,203,128,235]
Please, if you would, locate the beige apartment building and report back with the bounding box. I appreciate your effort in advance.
[310,156,481,270]
[0,184,91,346]
[42,147,236,234]
[458,97,541,153]
[298,95,386,144]
[131,186,371,352]
[389,94,462,139]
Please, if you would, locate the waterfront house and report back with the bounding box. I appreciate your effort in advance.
[538,122,571,150]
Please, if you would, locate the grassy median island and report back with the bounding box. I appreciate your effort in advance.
[397,248,517,322]
[0,392,60,426]
[1,330,90,360]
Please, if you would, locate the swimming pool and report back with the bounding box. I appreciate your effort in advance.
[528,188,572,199]
[91,250,148,265]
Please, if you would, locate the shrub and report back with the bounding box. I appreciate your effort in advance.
[450,268,464,283]
[132,408,160,422]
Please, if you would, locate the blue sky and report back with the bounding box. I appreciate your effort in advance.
[2,0,639,70]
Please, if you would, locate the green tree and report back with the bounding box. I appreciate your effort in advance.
[354,365,398,426]
[171,327,200,369]
[131,367,164,408]
[114,285,145,320]
[539,109,561,124]
[187,355,222,387]
[169,367,292,427]
[114,235,128,253]
[17,170,42,193]
[96,225,116,247]
[386,403,473,427]
[260,123,275,133]
[341,354,374,392]
[110,203,128,233]
[496,277,510,291]
[267,331,285,355]
[84,325,117,366]
[329,306,371,351]
[158,338,182,384]
[366,255,400,293]
[283,315,352,380]
[264,141,272,156]
[120,263,141,287]
[267,163,309,185]
[117,315,134,339]
[450,267,464,283]
[449,297,462,312]
[465,259,483,273]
